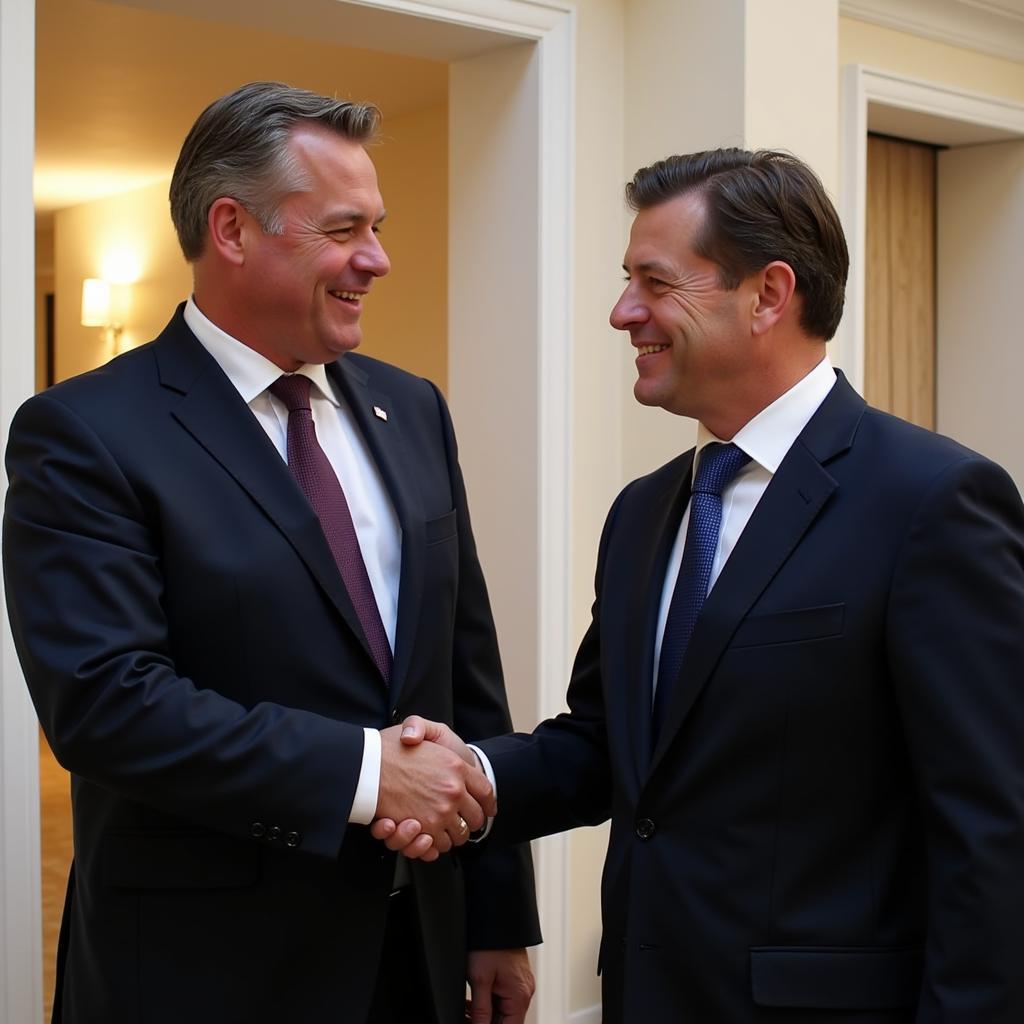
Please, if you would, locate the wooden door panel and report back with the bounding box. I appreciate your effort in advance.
[865,134,936,429]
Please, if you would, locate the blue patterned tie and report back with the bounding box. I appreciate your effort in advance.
[652,442,751,740]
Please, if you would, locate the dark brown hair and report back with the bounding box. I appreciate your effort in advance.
[626,149,848,340]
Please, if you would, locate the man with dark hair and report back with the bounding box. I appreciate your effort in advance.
[3,82,538,1023]
[382,148,1024,1022]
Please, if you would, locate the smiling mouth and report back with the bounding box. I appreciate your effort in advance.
[329,290,363,303]
[636,344,669,356]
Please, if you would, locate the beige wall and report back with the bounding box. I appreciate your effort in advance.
[359,103,448,390]
[936,140,1024,492]
[621,0,842,487]
[746,0,839,192]
[51,106,447,388]
[569,0,628,1009]
[839,16,1024,102]
[53,178,192,383]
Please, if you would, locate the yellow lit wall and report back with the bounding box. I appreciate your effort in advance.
[358,102,448,392]
[53,178,191,383]
[839,17,1024,102]
[52,105,447,389]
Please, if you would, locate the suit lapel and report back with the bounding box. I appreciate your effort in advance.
[622,457,694,784]
[328,359,422,707]
[648,374,866,775]
[154,315,378,673]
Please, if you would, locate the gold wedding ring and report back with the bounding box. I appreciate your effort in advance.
[456,816,469,835]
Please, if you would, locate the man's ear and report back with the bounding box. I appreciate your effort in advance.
[750,260,797,336]
[206,198,250,267]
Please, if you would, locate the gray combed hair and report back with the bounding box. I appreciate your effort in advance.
[169,81,380,261]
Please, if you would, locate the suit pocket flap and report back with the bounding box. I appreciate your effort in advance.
[750,946,922,1009]
[424,509,457,545]
[731,603,844,648]
[102,832,260,890]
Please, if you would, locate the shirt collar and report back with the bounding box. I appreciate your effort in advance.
[184,297,340,407]
[695,355,837,476]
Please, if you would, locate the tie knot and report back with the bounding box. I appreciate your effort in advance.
[692,442,751,497]
[269,374,313,413]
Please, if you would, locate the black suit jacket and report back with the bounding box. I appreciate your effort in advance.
[3,308,540,1024]
[479,374,1024,1023]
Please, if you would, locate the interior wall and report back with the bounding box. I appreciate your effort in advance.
[359,102,448,389]
[448,41,540,735]
[568,0,627,1010]
[839,16,1024,103]
[620,0,743,486]
[745,0,839,192]
[621,0,842,485]
[936,140,1024,493]
[53,178,192,382]
[51,104,448,387]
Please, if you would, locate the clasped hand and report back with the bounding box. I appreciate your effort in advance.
[375,719,484,860]
[373,718,477,862]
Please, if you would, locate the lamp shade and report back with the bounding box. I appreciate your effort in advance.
[81,278,111,327]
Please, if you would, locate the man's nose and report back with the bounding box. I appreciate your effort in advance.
[354,233,391,278]
[610,288,647,330]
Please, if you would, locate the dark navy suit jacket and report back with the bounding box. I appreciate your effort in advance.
[479,374,1024,1023]
[3,307,540,1024]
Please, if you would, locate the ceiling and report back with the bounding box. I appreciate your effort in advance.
[36,0,513,217]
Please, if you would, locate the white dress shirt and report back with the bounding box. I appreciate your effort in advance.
[651,356,837,700]
[184,298,398,824]
[474,356,838,810]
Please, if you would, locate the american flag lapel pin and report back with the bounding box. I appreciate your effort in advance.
[373,405,388,422]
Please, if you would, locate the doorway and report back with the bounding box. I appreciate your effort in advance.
[1,0,575,1020]
[864,132,939,430]
[840,65,1024,492]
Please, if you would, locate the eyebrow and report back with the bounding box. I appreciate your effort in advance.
[325,209,388,227]
[623,260,675,278]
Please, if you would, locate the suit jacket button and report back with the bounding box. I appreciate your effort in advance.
[636,818,656,840]
[391,709,401,724]
[250,822,266,839]
[285,831,301,849]
[267,825,282,841]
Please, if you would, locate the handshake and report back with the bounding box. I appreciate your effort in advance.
[372,717,487,863]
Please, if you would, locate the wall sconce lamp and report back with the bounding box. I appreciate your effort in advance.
[81,278,125,348]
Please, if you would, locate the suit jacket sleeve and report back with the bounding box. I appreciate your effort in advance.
[3,391,365,859]
[473,488,628,845]
[427,383,542,950]
[886,455,1024,1022]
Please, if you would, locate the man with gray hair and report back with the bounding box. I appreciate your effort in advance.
[3,81,539,1023]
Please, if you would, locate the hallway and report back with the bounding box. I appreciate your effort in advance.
[40,734,72,1022]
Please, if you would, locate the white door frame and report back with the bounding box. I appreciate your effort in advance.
[1,0,43,1020]
[0,1,575,1020]
[836,64,1024,392]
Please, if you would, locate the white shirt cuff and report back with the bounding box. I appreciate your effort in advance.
[467,744,496,841]
[348,727,381,825]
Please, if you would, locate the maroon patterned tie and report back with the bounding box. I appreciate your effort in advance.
[270,374,393,683]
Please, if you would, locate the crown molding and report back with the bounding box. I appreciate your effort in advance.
[840,0,1024,63]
